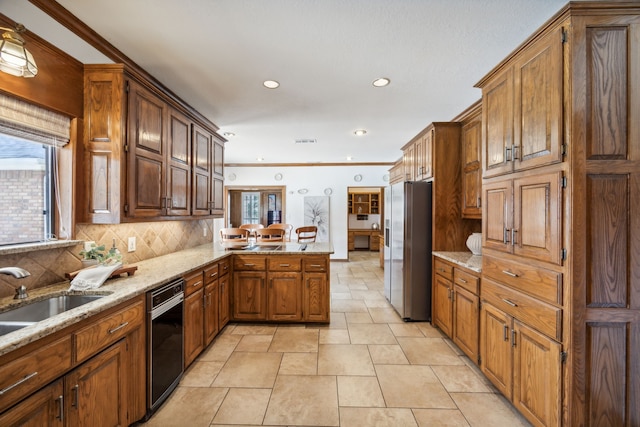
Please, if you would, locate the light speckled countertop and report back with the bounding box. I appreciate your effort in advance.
[432,251,482,273]
[0,241,333,357]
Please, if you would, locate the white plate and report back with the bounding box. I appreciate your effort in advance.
[354,174,362,182]
[324,188,333,195]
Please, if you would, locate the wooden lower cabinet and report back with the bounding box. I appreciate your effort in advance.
[0,380,64,427]
[233,271,267,320]
[184,288,204,367]
[452,285,479,363]
[480,301,561,427]
[304,272,328,322]
[204,280,219,345]
[268,272,302,321]
[432,274,454,337]
[218,273,230,328]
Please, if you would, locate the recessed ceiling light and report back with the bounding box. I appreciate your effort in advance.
[354,129,367,136]
[223,132,236,138]
[256,157,264,161]
[346,156,353,161]
[372,77,390,87]
[263,80,280,89]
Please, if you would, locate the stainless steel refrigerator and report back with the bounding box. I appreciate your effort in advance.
[383,181,432,321]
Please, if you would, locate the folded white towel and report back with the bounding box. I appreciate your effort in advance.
[69,262,122,291]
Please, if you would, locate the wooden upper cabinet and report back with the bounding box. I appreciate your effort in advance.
[192,123,212,216]
[461,105,482,219]
[402,128,433,182]
[403,142,415,182]
[166,108,192,217]
[482,28,564,179]
[212,137,225,215]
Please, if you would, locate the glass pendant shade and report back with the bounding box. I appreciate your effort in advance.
[0,29,37,78]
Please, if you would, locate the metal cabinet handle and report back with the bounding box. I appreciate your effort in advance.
[279,264,290,267]
[244,263,255,267]
[477,196,481,208]
[502,270,519,278]
[310,264,323,268]
[512,144,519,160]
[72,384,79,408]
[459,278,467,283]
[502,298,518,307]
[108,321,129,334]
[503,228,511,244]
[0,371,38,395]
[511,329,517,347]
[503,325,509,341]
[511,229,517,245]
[505,146,512,162]
[57,394,64,421]
[192,280,203,287]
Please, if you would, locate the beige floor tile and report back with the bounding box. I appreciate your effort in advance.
[180,360,224,387]
[198,334,241,362]
[332,292,353,300]
[231,324,277,335]
[145,386,227,427]
[375,364,456,409]
[348,323,398,345]
[450,392,532,426]
[318,344,376,376]
[397,337,466,365]
[431,365,492,393]
[212,388,271,425]
[235,334,274,352]
[368,307,404,323]
[346,283,369,290]
[412,409,471,426]
[322,311,347,329]
[331,299,369,313]
[389,322,425,337]
[368,344,410,364]
[364,298,392,308]
[268,327,319,352]
[212,352,282,388]
[337,376,385,407]
[263,375,339,426]
[345,312,373,323]
[415,322,445,338]
[350,289,385,300]
[330,284,351,293]
[319,328,351,344]
[339,407,418,427]
[279,352,318,375]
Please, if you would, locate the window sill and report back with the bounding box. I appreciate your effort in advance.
[0,240,83,256]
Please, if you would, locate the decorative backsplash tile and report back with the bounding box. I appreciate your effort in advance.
[0,219,214,298]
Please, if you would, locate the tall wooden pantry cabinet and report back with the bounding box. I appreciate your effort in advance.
[476,3,640,426]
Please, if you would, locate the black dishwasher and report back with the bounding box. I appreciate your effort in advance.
[145,278,184,418]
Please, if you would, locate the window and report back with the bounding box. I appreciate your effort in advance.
[241,192,260,224]
[0,134,55,245]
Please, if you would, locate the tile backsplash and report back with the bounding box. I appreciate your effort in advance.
[0,219,214,298]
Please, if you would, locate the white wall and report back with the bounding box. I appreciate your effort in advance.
[223,165,391,260]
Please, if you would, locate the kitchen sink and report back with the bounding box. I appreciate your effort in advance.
[0,294,107,336]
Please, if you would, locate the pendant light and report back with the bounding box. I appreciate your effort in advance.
[0,24,38,78]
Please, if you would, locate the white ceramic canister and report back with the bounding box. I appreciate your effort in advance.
[466,232,482,255]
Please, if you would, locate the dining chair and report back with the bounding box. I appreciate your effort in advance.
[239,223,264,236]
[255,228,286,242]
[267,223,294,241]
[219,227,250,242]
[295,226,317,243]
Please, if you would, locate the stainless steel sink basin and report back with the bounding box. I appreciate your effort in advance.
[0,294,106,336]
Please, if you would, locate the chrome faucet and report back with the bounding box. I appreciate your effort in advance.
[0,267,31,299]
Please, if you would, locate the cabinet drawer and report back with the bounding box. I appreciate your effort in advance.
[234,255,267,271]
[268,256,302,271]
[482,255,562,305]
[74,300,144,363]
[219,258,230,276]
[184,270,204,297]
[434,259,453,280]
[204,263,219,284]
[0,335,72,413]
[482,277,561,341]
[454,269,479,294]
[303,257,328,272]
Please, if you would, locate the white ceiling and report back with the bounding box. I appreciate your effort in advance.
[5,0,573,164]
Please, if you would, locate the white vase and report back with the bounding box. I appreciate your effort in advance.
[466,233,482,256]
[81,259,99,268]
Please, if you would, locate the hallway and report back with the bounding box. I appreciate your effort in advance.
[145,251,530,426]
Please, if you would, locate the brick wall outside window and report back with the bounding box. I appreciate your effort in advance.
[0,169,44,244]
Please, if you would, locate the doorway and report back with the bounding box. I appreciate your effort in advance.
[225,186,286,227]
[347,186,385,261]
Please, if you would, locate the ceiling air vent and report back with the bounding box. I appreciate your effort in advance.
[295,139,317,144]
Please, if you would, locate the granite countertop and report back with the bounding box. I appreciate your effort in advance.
[432,251,482,273]
[0,241,333,356]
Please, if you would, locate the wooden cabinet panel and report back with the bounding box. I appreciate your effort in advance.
[66,340,128,426]
[432,275,453,337]
[192,123,212,216]
[454,268,480,294]
[166,109,191,216]
[268,272,303,321]
[234,255,267,271]
[453,285,479,363]
[434,259,453,281]
[513,320,561,427]
[0,379,63,427]
[218,274,230,328]
[184,288,204,367]
[204,281,219,345]
[304,272,329,322]
[480,302,513,398]
[233,271,267,320]
[483,179,511,253]
[268,256,302,272]
[462,113,482,219]
[483,67,514,178]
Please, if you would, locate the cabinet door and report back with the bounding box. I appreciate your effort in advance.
[483,179,512,254]
[512,320,561,427]
[482,67,514,178]
[268,272,303,321]
[453,285,479,363]
[432,275,453,337]
[513,172,562,264]
[127,80,167,218]
[423,129,433,179]
[218,275,230,328]
[414,135,424,180]
[462,118,482,219]
[184,289,204,367]
[304,272,328,322]
[204,281,219,346]
[0,379,64,427]
[480,302,513,399]
[513,27,563,172]
[232,271,267,320]
[403,143,415,181]
[192,123,212,216]
[166,108,191,216]
[211,137,225,215]
[66,340,128,426]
